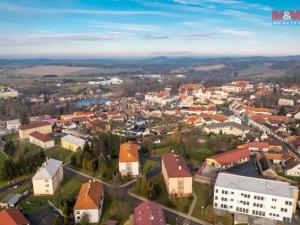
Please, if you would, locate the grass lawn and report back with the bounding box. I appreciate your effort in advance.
[141,159,160,175]
[192,181,214,219]
[45,146,73,163]
[19,195,50,214]
[60,174,83,200]
[0,152,7,187]
[100,195,134,225]
[19,174,83,214]
[131,174,193,214]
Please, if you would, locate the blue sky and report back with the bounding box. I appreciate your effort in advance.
[0,0,299,58]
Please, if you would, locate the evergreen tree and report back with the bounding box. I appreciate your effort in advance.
[20,112,30,125]
[4,139,16,157]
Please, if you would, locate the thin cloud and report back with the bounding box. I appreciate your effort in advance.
[88,21,161,32]
[143,34,170,40]
[0,2,172,16]
[0,33,125,46]
[220,29,253,37]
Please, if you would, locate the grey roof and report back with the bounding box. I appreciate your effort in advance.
[215,172,296,199]
[1,194,22,206]
[32,159,62,180]
[205,122,250,131]
[61,134,85,147]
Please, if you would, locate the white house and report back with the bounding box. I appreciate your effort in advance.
[6,119,21,132]
[32,159,63,196]
[118,141,140,176]
[214,173,298,223]
[74,180,104,224]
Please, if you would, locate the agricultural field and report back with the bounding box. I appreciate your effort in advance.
[237,63,286,78]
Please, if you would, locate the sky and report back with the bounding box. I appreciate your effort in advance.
[0,0,300,58]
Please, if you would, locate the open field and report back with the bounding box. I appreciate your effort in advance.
[45,146,73,163]
[9,66,95,76]
[100,195,134,225]
[238,63,286,78]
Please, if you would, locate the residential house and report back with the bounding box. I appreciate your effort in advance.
[6,119,21,132]
[214,172,298,223]
[134,200,166,225]
[283,150,300,177]
[118,141,140,176]
[162,152,192,197]
[28,131,55,149]
[32,159,63,196]
[203,122,250,136]
[19,121,52,140]
[74,180,104,224]
[61,134,86,152]
[205,148,250,170]
[0,208,30,225]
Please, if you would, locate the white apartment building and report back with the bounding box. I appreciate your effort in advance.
[214,173,299,223]
[32,159,63,196]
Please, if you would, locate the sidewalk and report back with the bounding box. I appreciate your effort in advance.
[128,192,211,225]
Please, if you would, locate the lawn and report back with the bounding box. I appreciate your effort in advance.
[60,174,83,200]
[131,174,193,214]
[141,159,160,175]
[19,195,50,214]
[192,181,214,219]
[45,147,73,163]
[19,174,83,214]
[153,139,213,165]
[100,195,134,225]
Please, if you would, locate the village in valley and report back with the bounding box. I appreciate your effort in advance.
[1,72,300,225]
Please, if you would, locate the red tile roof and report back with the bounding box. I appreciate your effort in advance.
[162,153,192,178]
[134,201,166,225]
[0,208,30,225]
[29,131,53,142]
[74,180,103,210]
[19,121,51,131]
[237,142,269,150]
[119,141,139,163]
[208,148,250,166]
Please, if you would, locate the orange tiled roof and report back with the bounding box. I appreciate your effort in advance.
[0,208,30,225]
[211,114,228,122]
[119,141,139,163]
[74,180,103,210]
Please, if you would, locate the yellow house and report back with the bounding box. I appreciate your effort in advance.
[162,152,192,197]
[61,134,85,152]
[19,121,52,140]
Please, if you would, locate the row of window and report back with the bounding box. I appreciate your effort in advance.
[236,207,249,213]
[252,210,265,217]
[253,203,263,208]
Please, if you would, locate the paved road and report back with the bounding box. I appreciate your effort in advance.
[64,167,206,225]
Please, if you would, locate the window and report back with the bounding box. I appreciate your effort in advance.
[215,196,218,200]
[215,189,218,193]
[281,208,288,213]
[285,201,292,206]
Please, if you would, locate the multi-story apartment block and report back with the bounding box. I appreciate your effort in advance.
[61,134,85,152]
[19,121,52,140]
[74,180,104,224]
[29,131,55,149]
[118,141,140,176]
[214,173,299,223]
[32,159,63,196]
[203,122,250,136]
[162,152,192,197]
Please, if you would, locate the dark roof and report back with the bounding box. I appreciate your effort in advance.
[162,153,192,178]
[29,131,53,142]
[0,208,30,225]
[19,121,51,130]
